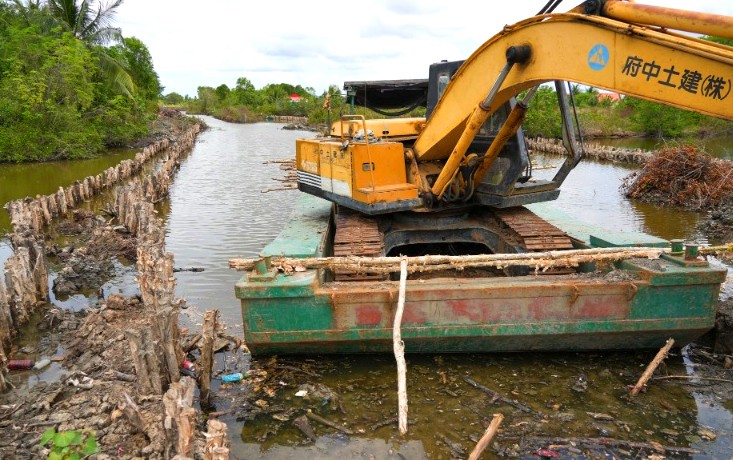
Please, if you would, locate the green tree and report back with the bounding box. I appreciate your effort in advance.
[215,83,230,102]
[0,22,102,160]
[44,0,134,96]
[621,96,702,138]
[162,92,184,105]
[523,85,562,138]
[109,36,162,101]
[46,0,122,44]
[233,76,259,106]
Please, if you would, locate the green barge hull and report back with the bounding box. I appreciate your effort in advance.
[235,194,725,355]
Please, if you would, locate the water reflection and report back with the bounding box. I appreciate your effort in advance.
[0,148,137,233]
[162,117,303,331]
[531,154,705,241]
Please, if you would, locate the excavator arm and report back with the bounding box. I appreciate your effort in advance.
[417,3,733,201]
[295,1,733,215]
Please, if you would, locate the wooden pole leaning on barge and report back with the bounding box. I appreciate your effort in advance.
[394,256,409,435]
[630,338,675,397]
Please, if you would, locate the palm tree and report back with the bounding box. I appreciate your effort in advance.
[46,0,122,44]
[45,0,133,95]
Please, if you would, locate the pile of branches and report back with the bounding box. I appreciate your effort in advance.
[622,145,733,210]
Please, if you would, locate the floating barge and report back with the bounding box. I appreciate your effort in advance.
[234,194,725,355]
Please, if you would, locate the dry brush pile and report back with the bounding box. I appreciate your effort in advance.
[621,145,733,211]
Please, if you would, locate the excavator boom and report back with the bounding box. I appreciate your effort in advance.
[295,1,733,215]
[415,10,733,162]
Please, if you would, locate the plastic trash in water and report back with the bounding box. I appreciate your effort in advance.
[8,360,34,370]
[33,358,51,370]
[221,372,245,383]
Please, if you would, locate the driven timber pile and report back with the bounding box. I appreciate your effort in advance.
[0,112,202,392]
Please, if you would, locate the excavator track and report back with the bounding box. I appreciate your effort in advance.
[333,208,387,281]
[494,207,574,251]
[332,206,573,281]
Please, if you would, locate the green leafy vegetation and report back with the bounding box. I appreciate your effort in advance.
[39,428,98,460]
[521,84,733,140]
[177,78,426,126]
[181,80,350,124]
[0,0,161,162]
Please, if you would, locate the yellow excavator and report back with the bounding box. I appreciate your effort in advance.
[235,1,733,354]
[294,0,733,266]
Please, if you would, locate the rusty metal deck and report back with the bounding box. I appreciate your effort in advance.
[333,207,387,281]
[494,207,574,252]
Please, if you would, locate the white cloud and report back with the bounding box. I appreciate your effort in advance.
[114,0,733,98]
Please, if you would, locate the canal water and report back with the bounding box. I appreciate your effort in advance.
[1,116,732,458]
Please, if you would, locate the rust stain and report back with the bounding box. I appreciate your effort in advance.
[402,303,429,325]
[356,304,383,326]
[574,296,629,319]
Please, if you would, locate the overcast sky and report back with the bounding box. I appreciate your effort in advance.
[114,1,733,98]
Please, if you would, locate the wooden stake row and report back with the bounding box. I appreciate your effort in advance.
[527,137,654,165]
[0,119,202,389]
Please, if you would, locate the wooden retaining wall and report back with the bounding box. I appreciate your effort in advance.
[0,122,202,374]
[527,137,654,165]
[269,115,308,124]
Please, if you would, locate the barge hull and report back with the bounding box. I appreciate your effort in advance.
[235,194,725,355]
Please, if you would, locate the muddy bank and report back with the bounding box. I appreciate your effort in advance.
[128,107,204,149]
[698,197,733,244]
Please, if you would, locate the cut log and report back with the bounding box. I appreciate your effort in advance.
[468,413,504,460]
[306,409,354,435]
[229,246,667,274]
[204,419,231,460]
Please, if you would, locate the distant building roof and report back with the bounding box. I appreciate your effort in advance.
[597,92,621,102]
[289,93,302,102]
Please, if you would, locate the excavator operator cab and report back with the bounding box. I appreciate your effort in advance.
[426,60,542,208]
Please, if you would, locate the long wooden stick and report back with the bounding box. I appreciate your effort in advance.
[463,376,533,413]
[630,338,675,396]
[468,413,504,460]
[229,247,666,273]
[394,256,409,435]
[306,410,354,434]
[652,375,733,384]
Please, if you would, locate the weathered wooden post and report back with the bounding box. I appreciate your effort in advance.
[126,327,163,395]
[163,376,197,457]
[199,310,219,406]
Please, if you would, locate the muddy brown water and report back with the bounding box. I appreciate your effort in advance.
[1,116,732,458]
